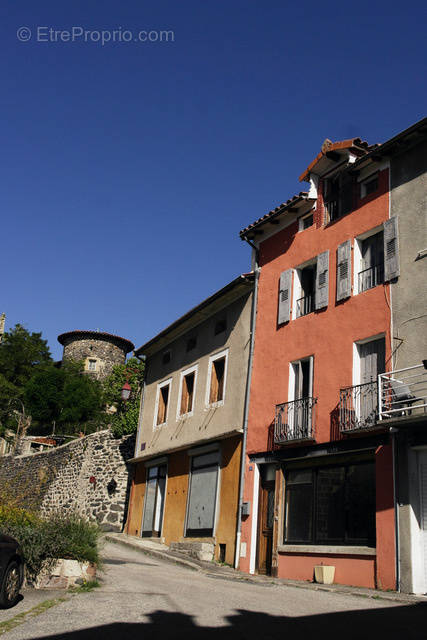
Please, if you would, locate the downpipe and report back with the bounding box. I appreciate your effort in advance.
[234,249,260,569]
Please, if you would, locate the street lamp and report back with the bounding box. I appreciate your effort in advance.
[121,381,132,402]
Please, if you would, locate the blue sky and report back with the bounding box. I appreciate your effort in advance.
[1,1,426,359]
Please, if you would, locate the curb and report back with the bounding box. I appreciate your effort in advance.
[104,534,427,605]
[104,534,201,572]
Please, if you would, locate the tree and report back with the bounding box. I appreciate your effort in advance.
[102,357,144,437]
[0,324,52,390]
[24,362,104,436]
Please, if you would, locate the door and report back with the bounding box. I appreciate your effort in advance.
[292,358,313,437]
[186,451,219,537]
[257,469,275,575]
[141,465,167,537]
[358,338,385,426]
[419,453,427,593]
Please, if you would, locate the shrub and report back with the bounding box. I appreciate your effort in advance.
[0,505,101,580]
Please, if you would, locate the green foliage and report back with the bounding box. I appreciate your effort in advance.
[0,324,51,390]
[102,358,144,438]
[0,504,101,580]
[23,361,104,436]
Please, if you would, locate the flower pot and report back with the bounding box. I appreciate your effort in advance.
[314,565,335,584]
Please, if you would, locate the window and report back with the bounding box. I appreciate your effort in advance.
[162,350,171,365]
[214,317,227,335]
[178,366,197,417]
[286,357,315,439]
[356,231,384,293]
[292,253,329,318]
[299,213,314,231]
[323,172,353,223]
[360,174,378,198]
[88,359,97,371]
[295,264,316,317]
[186,450,219,537]
[207,350,228,406]
[186,337,197,352]
[154,379,172,427]
[352,337,385,428]
[284,461,376,545]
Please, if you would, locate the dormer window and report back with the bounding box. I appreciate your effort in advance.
[323,172,353,223]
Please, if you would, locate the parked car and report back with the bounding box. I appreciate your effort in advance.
[0,534,24,608]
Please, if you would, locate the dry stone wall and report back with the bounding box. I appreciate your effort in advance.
[0,430,135,532]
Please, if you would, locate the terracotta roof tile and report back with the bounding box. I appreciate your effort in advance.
[239,192,310,236]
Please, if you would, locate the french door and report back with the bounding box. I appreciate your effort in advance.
[141,464,167,537]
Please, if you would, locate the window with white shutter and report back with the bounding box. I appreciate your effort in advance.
[315,251,329,309]
[278,269,292,324]
[383,217,400,281]
[336,240,352,301]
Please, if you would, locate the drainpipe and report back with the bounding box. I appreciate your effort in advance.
[391,426,400,591]
[234,237,260,569]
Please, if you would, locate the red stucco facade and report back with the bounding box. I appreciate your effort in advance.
[239,165,396,590]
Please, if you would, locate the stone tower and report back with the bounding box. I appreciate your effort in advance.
[57,330,135,380]
[0,313,5,343]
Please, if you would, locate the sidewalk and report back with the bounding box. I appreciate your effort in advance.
[104,533,427,604]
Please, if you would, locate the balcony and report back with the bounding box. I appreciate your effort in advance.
[358,263,384,293]
[339,381,379,432]
[296,294,314,318]
[274,397,317,444]
[379,364,427,421]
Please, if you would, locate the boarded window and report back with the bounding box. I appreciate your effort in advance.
[209,357,226,404]
[156,384,170,425]
[186,452,219,537]
[180,371,195,415]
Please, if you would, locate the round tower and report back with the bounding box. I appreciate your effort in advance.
[57,330,135,380]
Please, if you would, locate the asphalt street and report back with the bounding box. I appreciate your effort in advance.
[2,542,427,639]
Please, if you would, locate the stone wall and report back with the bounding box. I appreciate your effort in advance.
[62,337,128,380]
[0,430,135,532]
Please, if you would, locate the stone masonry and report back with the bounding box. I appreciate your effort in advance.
[57,330,135,380]
[0,430,135,532]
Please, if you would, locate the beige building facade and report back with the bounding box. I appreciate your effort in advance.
[126,275,254,565]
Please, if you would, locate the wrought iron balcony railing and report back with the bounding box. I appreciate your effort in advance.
[339,381,379,432]
[274,397,317,444]
[379,364,427,420]
[358,263,384,293]
[296,294,314,318]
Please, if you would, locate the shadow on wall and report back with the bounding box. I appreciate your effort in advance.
[22,605,427,640]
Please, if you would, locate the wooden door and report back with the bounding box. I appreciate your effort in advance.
[257,479,275,575]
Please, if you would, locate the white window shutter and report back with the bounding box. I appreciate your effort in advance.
[336,240,352,301]
[278,269,292,324]
[315,250,329,310]
[383,217,400,281]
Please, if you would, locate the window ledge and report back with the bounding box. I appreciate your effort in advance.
[278,544,376,556]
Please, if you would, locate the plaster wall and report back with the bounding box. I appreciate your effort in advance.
[135,292,252,459]
[390,139,427,371]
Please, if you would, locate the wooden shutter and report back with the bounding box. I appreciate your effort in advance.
[278,269,292,324]
[383,217,400,281]
[315,251,329,310]
[336,240,352,301]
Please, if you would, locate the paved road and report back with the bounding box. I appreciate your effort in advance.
[4,542,427,639]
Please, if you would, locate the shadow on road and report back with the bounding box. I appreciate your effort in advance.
[27,604,427,640]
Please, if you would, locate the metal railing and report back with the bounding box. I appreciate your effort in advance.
[274,397,317,443]
[358,264,384,293]
[296,294,314,318]
[325,199,339,221]
[379,364,427,420]
[339,381,379,432]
